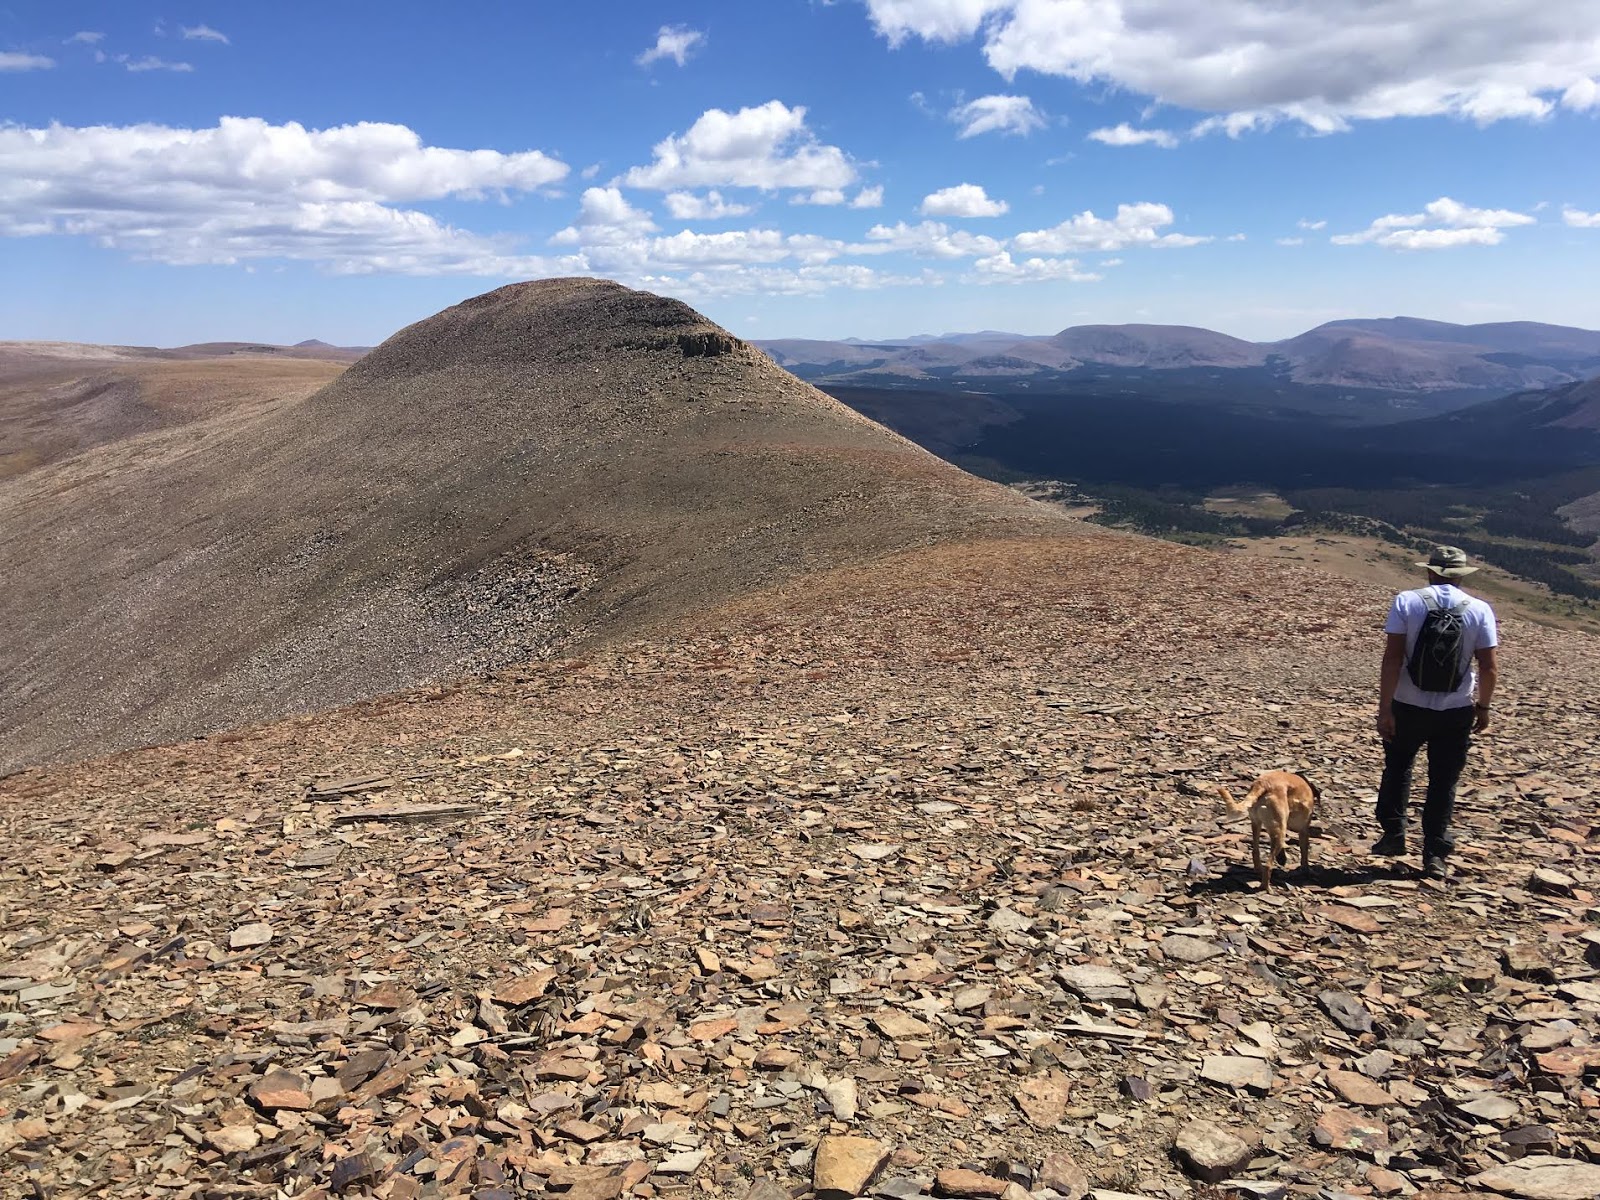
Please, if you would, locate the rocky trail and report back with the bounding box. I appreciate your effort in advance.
[2,537,1598,1200]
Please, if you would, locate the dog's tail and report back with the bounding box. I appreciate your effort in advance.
[1217,786,1250,818]
[1302,773,1322,803]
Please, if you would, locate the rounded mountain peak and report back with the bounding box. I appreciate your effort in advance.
[348,277,745,383]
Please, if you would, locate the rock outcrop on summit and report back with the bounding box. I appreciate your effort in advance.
[0,278,1061,771]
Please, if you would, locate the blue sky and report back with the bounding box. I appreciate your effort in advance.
[2,0,1598,345]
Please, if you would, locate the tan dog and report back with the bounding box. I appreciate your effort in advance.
[1218,770,1320,889]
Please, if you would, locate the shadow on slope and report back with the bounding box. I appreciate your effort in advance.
[828,374,1600,493]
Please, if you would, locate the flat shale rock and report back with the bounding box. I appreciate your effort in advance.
[227,921,273,949]
[1174,1120,1255,1182]
[1312,1108,1391,1155]
[1325,1069,1396,1107]
[873,1011,932,1040]
[1558,980,1600,1005]
[1201,1055,1275,1094]
[824,1076,859,1121]
[1529,867,1577,896]
[1318,990,1375,1034]
[934,1169,1010,1198]
[1038,1152,1090,1200]
[1058,964,1135,1005]
[815,1137,892,1199]
[1365,1167,1407,1195]
[849,843,900,861]
[205,1125,260,1154]
[1457,1094,1519,1122]
[1503,945,1556,981]
[1160,934,1223,963]
[1471,1157,1600,1200]
[987,906,1034,935]
[659,1150,709,1174]
[330,1152,378,1192]
[493,967,557,1005]
[1016,1070,1071,1128]
[249,1070,312,1111]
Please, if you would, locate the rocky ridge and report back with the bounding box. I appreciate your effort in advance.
[2,536,1596,1200]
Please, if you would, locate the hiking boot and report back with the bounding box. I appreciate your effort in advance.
[1422,855,1450,881]
[1371,830,1407,857]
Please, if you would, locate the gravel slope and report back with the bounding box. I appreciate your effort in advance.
[1,536,1595,1199]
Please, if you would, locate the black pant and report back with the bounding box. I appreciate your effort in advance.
[1376,701,1474,857]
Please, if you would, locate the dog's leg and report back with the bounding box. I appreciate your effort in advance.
[1265,818,1287,890]
[1298,823,1311,875]
[1251,815,1269,889]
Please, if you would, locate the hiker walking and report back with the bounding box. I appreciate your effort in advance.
[1373,546,1498,880]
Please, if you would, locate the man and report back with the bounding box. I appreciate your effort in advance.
[1374,545,1498,880]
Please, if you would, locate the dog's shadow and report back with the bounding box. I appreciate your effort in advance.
[1188,862,1411,895]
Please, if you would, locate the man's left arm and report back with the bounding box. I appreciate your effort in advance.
[1474,647,1498,733]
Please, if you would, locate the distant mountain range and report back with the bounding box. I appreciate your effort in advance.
[0,337,370,367]
[757,317,1600,424]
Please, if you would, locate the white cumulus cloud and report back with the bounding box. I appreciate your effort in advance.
[861,220,1005,259]
[0,118,571,274]
[920,183,1008,218]
[621,101,858,192]
[1,52,55,71]
[864,0,1600,132]
[65,31,104,45]
[1013,202,1207,252]
[119,55,194,72]
[792,188,848,206]
[181,25,229,44]
[868,0,1013,45]
[1332,196,1535,248]
[850,185,885,209]
[1562,207,1600,227]
[651,229,849,267]
[550,187,658,247]
[663,190,754,220]
[1087,124,1179,149]
[637,25,705,68]
[969,251,1101,284]
[950,94,1046,138]
[665,264,938,299]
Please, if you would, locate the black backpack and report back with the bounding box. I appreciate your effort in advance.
[1407,588,1471,692]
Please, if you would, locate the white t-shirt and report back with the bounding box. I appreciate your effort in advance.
[1385,583,1498,710]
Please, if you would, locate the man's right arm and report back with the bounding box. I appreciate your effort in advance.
[1378,632,1407,741]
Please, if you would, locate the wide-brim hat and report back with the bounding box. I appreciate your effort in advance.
[1416,545,1478,576]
